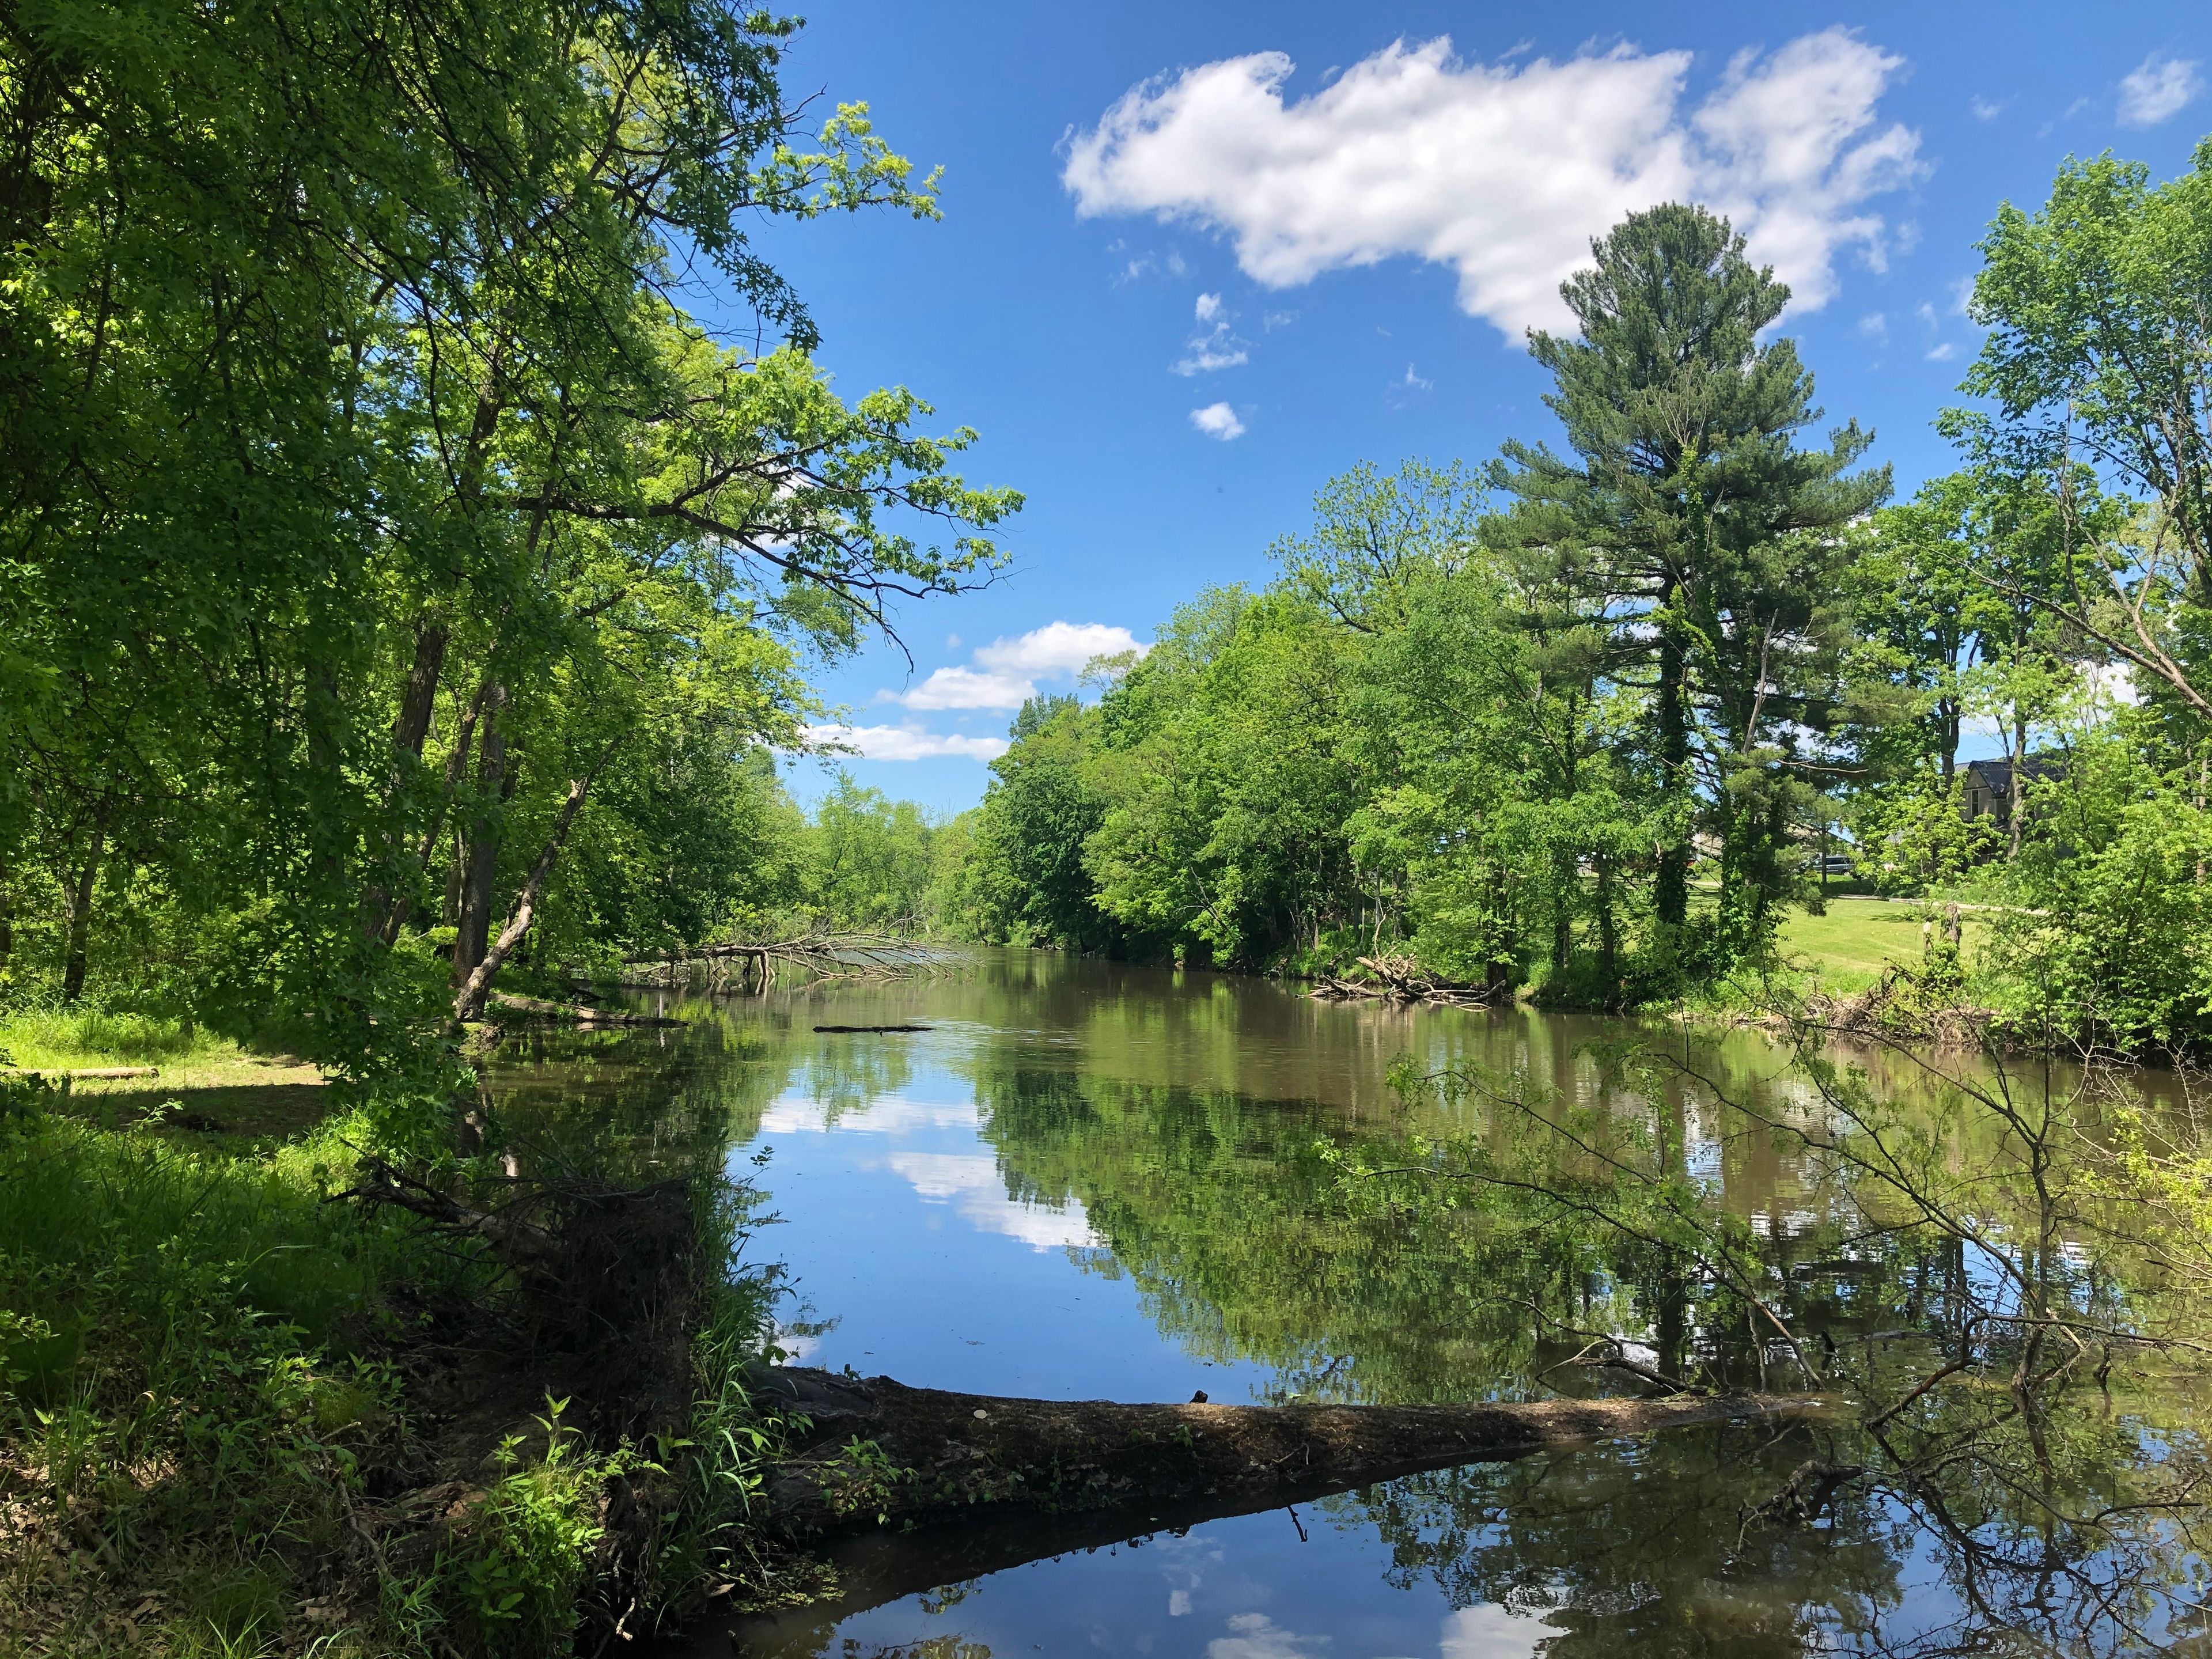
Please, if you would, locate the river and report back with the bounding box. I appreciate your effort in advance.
[486,949,2198,1658]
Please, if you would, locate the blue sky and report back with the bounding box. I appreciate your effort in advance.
[737,2,2212,813]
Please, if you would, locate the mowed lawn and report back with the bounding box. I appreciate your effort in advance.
[1775,897,1982,993]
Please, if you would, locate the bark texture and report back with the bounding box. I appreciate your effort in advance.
[752,1365,1835,1539]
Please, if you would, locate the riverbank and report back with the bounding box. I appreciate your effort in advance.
[0,1036,803,1657]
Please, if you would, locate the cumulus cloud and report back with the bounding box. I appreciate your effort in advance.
[976,620,1147,677]
[1191,401,1246,440]
[2119,54,2202,127]
[895,622,1150,711]
[802,724,1008,762]
[1064,28,1923,338]
[893,665,1035,711]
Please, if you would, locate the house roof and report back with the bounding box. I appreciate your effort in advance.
[1964,754,2066,794]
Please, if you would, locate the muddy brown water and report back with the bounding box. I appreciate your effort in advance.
[484,949,2200,1658]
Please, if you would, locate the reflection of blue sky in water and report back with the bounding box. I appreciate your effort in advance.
[740,1055,1276,1402]
[806,1504,1548,1659]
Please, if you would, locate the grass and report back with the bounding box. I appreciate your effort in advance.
[0,1037,800,1658]
[0,1090,437,1654]
[1774,897,1986,995]
[0,1006,331,1148]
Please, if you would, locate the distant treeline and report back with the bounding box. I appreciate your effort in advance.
[938,157,2212,1054]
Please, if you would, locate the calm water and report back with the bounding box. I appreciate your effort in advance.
[485,950,2192,1658]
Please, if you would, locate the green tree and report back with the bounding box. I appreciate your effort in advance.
[1488,203,1888,959]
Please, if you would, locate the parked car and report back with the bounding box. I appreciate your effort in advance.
[1805,853,1855,877]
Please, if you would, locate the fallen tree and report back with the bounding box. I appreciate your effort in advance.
[618,932,940,993]
[749,1365,1835,1539]
[1312,953,1501,1007]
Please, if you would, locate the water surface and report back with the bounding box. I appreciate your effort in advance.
[487,950,2187,1658]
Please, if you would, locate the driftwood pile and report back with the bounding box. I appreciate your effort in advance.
[1311,953,1502,1008]
[618,932,935,994]
[487,991,680,1027]
[1797,965,1991,1047]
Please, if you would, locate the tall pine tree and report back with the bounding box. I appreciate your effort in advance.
[1489,204,1888,959]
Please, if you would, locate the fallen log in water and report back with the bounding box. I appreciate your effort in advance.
[708,1366,1838,1652]
[749,1365,1836,1540]
[487,991,680,1027]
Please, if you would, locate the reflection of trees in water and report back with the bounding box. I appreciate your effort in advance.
[486,1014,794,1172]
[1340,1426,1906,1658]
[968,1067,1997,1409]
[973,1051,2212,1653]
[1342,1395,2199,1658]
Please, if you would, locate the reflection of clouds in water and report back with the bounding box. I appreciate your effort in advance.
[758,1094,978,1135]
[771,1325,822,1363]
[1206,1612,1329,1658]
[1157,1529,1223,1618]
[1441,1604,1541,1658]
[885,1152,1100,1252]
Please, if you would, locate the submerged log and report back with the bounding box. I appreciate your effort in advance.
[751,1365,1836,1540]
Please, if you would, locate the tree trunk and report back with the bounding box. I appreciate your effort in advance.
[61,803,109,1004]
[452,690,508,990]
[1597,853,1619,990]
[1655,604,1690,927]
[453,769,601,1022]
[363,619,449,937]
[392,620,449,763]
[752,1366,1832,1543]
[2008,713,2027,863]
[378,673,491,946]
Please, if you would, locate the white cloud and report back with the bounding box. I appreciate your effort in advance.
[895,665,1037,710]
[2119,54,2201,127]
[893,622,1150,711]
[1441,1604,1544,1659]
[885,1152,1100,1251]
[1191,401,1247,440]
[1914,300,1938,328]
[1175,291,1251,374]
[1065,28,1923,339]
[1968,94,2003,120]
[976,620,1147,677]
[760,1095,979,1135]
[1925,341,1956,362]
[802,724,1008,762]
[1857,311,1887,340]
[1206,1613,1328,1659]
[1399,362,1433,390]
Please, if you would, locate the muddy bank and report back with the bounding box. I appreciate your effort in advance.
[751,1365,1834,1539]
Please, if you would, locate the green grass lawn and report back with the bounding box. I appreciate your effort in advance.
[1,1005,331,1141]
[1774,897,1982,994]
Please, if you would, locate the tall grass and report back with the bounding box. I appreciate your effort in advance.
[0,1004,249,1072]
[0,1091,459,1653]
